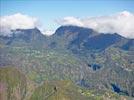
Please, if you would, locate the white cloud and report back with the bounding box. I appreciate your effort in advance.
[56,11,134,38]
[43,30,55,36]
[0,13,40,36]
[0,13,55,36]
[56,17,84,27]
[39,28,55,36]
[1,11,134,38]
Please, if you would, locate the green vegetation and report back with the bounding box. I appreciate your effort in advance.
[1,47,88,83]
[0,45,133,100]
[0,26,134,99]
[0,67,27,100]
[30,80,131,100]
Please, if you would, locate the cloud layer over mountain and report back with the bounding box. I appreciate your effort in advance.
[0,13,41,36]
[0,11,134,38]
[56,11,134,38]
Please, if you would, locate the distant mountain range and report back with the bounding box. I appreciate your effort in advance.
[1,25,133,51]
[0,25,134,100]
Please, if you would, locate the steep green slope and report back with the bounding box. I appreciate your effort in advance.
[30,80,131,100]
[30,80,88,100]
[76,47,134,97]
[0,67,27,100]
[0,46,90,84]
[0,67,132,100]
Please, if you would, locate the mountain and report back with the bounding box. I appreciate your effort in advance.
[0,28,48,48]
[120,39,134,51]
[0,25,134,99]
[50,26,134,97]
[48,26,98,50]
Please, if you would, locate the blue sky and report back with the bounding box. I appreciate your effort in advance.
[0,0,134,33]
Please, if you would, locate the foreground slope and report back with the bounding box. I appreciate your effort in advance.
[0,67,27,100]
[30,80,131,100]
